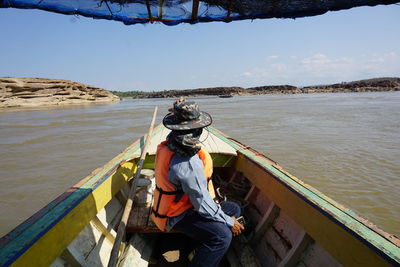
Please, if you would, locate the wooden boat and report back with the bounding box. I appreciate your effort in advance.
[1,124,399,267]
[218,94,234,98]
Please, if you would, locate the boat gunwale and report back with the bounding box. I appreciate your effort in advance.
[207,126,400,265]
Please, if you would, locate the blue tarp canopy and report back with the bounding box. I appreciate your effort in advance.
[0,0,398,26]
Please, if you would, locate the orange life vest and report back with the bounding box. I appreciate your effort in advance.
[151,141,213,231]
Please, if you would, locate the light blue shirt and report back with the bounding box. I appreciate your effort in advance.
[165,153,234,231]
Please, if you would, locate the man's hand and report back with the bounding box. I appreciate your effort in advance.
[231,216,245,236]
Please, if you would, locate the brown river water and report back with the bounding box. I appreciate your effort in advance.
[0,92,399,237]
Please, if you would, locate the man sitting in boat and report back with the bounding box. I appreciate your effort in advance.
[151,100,245,266]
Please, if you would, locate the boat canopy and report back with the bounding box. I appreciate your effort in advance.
[0,0,398,26]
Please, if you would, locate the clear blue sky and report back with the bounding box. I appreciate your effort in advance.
[0,4,399,91]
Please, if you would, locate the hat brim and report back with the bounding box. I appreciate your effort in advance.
[163,111,212,130]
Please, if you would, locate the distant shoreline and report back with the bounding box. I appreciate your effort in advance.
[1,77,399,108]
[112,77,400,99]
[120,86,400,100]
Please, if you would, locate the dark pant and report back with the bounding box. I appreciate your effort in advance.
[173,201,241,267]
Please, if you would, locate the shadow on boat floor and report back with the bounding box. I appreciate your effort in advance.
[144,233,229,266]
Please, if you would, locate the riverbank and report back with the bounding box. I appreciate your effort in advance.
[112,77,400,98]
[0,78,120,108]
[2,77,399,107]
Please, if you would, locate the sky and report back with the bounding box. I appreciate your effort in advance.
[0,4,399,92]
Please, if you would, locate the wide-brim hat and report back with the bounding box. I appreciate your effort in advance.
[163,101,212,130]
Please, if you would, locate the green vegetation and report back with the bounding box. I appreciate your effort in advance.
[110,90,144,98]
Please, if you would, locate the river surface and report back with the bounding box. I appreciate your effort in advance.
[0,92,399,237]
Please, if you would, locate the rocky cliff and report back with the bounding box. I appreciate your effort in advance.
[0,78,120,108]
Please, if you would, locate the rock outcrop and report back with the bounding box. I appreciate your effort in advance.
[0,78,120,108]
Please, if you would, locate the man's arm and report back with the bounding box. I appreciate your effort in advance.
[169,155,234,227]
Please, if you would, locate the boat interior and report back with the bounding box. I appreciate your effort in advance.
[50,126,344,267]
[51,169,342,267]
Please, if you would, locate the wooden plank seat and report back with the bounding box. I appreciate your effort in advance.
[126,169,161,233]
[126,203,164,233]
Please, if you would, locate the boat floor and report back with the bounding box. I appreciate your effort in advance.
[125,232,232,266]
[147,234,191,266]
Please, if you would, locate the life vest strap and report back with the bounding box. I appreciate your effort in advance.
[153,186,184,220]
[155,185,182,195]
[151,208,170,219]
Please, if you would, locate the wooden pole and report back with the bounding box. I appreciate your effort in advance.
[145,0,153,23]
[191,0,199,21]
[108,106,158,267]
